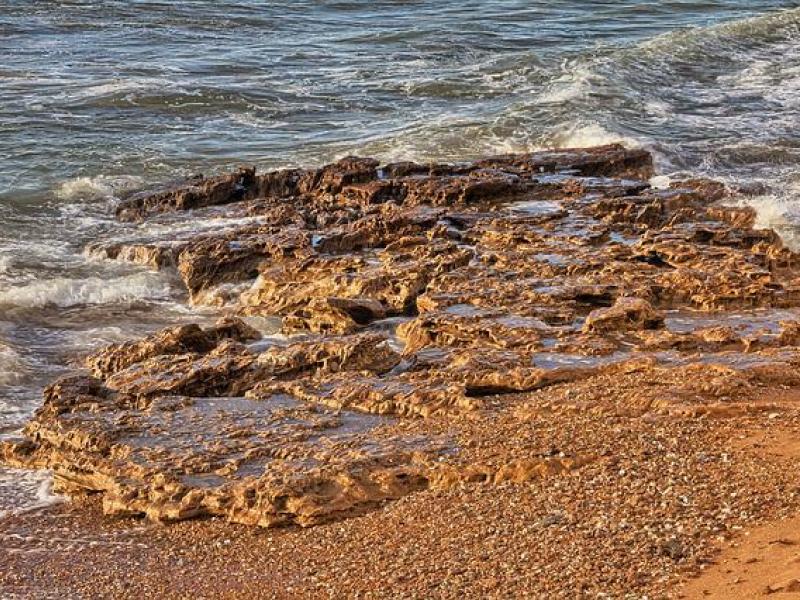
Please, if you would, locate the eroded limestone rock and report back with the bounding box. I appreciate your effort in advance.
[10,144,800,530]
[583,297,664,333]
[256,332,401,378]
[240,238,473,328]
[86,317,261,378]
[1,383,447,527]
[177,229,312,302]
[116,166,261,222]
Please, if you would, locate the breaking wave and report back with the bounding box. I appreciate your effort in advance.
[56,174,144,202]
[541,123,642,151]
[0,255,11,275]
[0,344,27,386]
[0,271,176,309]
[532,7,800,161]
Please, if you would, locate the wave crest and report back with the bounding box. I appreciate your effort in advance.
[56,175,144,201]
[0,271,176,309]
[543,123,642,151]
[0,344,27,386]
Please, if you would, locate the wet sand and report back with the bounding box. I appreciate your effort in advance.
[680,513,800,598]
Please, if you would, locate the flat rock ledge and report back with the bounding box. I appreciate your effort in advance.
[5,143,800,533]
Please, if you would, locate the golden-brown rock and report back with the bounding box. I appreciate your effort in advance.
[10,144,800,537]
[582,297,664,333]
[85,317,261,377]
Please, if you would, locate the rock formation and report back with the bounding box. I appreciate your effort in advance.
[6,143,800,528]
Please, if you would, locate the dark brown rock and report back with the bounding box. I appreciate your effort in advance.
[116,166,260,222]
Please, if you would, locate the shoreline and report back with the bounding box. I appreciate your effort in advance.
[3,409,800,598]
[4,144,800,596]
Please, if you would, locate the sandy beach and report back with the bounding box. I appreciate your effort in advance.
[4,407,800,598]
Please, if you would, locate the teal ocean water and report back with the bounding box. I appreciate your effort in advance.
[1,1,799,511]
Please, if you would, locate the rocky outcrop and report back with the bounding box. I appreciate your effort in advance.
[239,238,474,332]
[582,297,664,333]
[256,332,401,378]
[86,317,261,377]
[116,166,261,222]
[8,144,800,530]
[176,229,312,302]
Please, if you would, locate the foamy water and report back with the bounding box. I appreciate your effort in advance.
[0,470,62,519]
[0,345,27,387]
[0,272,176,309]
[1,0,800,515]
[56,175,145,202]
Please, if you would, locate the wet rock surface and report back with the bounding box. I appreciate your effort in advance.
[6,144,800,586]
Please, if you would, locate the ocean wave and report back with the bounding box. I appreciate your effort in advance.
[492,6,800,178]
[0,344,27,386]
[56,174,144,202]
[718,37,800,110]
[738,185,800,251]
[639,6,800,56]
[0,241,91,285]
[541,122,643,151]
[60,325,144,353]
[536,62,599,105]
[0,271,176,309]
[52,77,173,104]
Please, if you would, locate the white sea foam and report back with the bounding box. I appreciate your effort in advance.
[737,184,800,251]
[0,271,175,309]
[0,255,11,274]
[545,122,643,150]
[644,100,673,119]
[133,214,273,240]
[62,325,130,351]
[745,196,789,229]
[537,63,598,104]
[56,174,144,202]
[0,344,27,386]
[649,175,673,189]
[56,77,171,103]
[0,469,62,519]
[718,38,800,110]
